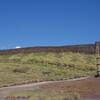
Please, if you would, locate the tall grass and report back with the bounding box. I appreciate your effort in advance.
[0,52,96,87]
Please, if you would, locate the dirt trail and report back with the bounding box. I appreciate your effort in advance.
[0,77,100,100]
[41,77,100,100]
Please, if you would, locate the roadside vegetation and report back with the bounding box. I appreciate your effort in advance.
[9,89,80,100]
[0,52,96,87]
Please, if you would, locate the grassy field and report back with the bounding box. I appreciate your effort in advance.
[9,89,80,100]
[0,52,96,87]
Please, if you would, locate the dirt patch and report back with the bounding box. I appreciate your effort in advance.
[40,77,100,100]
[0,77,100,100]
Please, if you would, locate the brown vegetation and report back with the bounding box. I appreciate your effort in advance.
[0,42,99,55]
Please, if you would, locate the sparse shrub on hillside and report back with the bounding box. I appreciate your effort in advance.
[1,52,96,69]
[13,67,30,73]
[0,52,96,87]
[9,54,24,62]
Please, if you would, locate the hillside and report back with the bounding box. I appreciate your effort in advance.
[0,41,99,55]
[0,52,96,87]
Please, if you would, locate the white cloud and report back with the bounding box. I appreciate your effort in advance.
[15,46,21,49]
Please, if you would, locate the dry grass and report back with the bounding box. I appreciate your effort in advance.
[0,52,96,87]
[10,89,80,100]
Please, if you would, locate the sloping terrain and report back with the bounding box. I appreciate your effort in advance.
[0,77,100,100]
[0,52,96,87]
[0,52,97,100]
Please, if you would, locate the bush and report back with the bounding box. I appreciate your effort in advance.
[13,67,29,73]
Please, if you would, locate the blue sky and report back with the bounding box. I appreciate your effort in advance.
[0,0,100,49]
